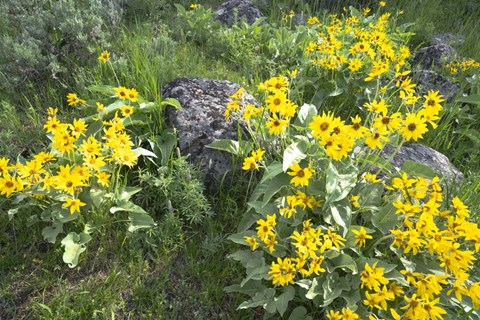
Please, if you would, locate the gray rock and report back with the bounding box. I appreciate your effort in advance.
[413,70,460,102]
[214,0,263,26]
[162,78,258,188]
[431,33,465,47]
[412,44,457,69]
[378,143,463,183]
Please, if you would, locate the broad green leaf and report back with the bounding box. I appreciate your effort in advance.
[260,161,283,183]
[132,147,158,159]
[105,100,124,114]
[295,103,317,127]
[322,272,350,306]
[295,279,312,290]
[305,276,323,300]
[111,201,147,214]
[288,306,312,320]
[248,161,283,205]
[326,253,357,274]
[83,118,103,138]
[262,173,291,206]
[7,208,18,221]
[457,94,480,105]
[325,161,357,205]
[329,201,352,236]
[128,211,156,232]
[206,139,241,155]
[241,265,269,287]
[247,201,278,215]
[238,288,276,310]
[90,189,107,208]
[275,285,295,316]
[160,97,183,110]
[224,280,266,296]
[328,87,344,97]
[401,160,438,179]
[282,141,308,172]
[61,232,92,268]
[372,203,398,234]
[237,209,257,232]
[228,250,265,269]
[339,289,361,309]
[87,84,114,96]
[227,231,256,245]
[116,187,143,202]
[42,222,63,243]
[358,183,383,207]
[153,129,177,165]
[53,207,79,223]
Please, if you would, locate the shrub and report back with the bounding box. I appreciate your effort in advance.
[0,57,184,267]
[0,0,123,92]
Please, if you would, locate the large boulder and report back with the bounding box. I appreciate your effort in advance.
[431,33,465,47]
[378,143,463,183]
[214,0,263,26]
[162,78,258,188]
[412,44,457,70]
[413,70,460,102]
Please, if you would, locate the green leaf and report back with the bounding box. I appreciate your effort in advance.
[241,265,269,287]
[295,103,317,127]
[262,173,291,206]
[326,253,357,274]
[83,118,103,137]
[457,94,480,105]
[90,189,106,208]
[61,232,92,268]
[7,208,18,221]
[238,288,276,310]
[160,97,183,110]
[153,129,177,165]
[325,161,358,205]
[305,276,323,300]
[282,141,308,172]
[206,139,241,155]
[42,221,63,243]
[358,183,383,207]
[372,203,398,234]
[224,281,266,296]
[105,100,124,114]
[132,147,158,159]
[128,211,156,232]
[87,84,114,96]
[288,306,312,320]
[227,231,256,245]
[116,187,143,202]
[328,201,352,236]
[401,160,438,179]
[275,285,295,316]
[228,250,265,269]
[328,87,344,97]
[260,161,284,183]
[248,161,283,205]
[322,272,350,306]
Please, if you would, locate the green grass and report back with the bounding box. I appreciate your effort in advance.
[1,1,480,319]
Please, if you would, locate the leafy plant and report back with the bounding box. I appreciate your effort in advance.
[222,67,480,318]
[0,76,184,267]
